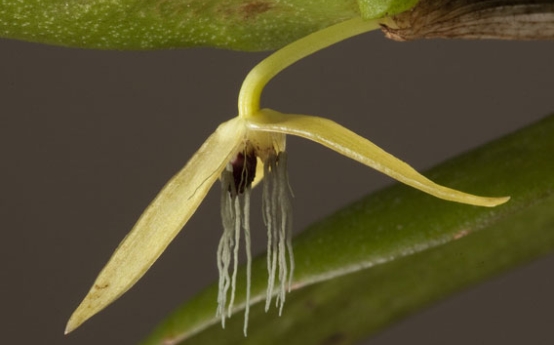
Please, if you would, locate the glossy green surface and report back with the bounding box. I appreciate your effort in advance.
[0,0,417,50]
[142,114,554,345]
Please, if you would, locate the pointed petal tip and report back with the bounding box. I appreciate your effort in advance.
[64,315,80,335]
[64,325,73,335]
[463,194,510,207]
[484,195,511,207]
[439,193,511,208]
[64,294,98,335]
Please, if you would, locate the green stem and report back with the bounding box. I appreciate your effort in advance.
[238,17,382,118]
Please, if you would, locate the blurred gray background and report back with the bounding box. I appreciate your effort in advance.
[1,30,553,344]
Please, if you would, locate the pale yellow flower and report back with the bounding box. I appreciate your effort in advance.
[66,18,509,335]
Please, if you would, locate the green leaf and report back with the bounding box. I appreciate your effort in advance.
[358,0,419,19]
[0,0,417,50]
[141,113,554,345]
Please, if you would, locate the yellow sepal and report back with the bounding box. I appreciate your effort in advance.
[66,117,246,333]
[247,109,509,207]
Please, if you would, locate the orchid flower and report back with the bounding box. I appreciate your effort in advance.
[66,17,509,335]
